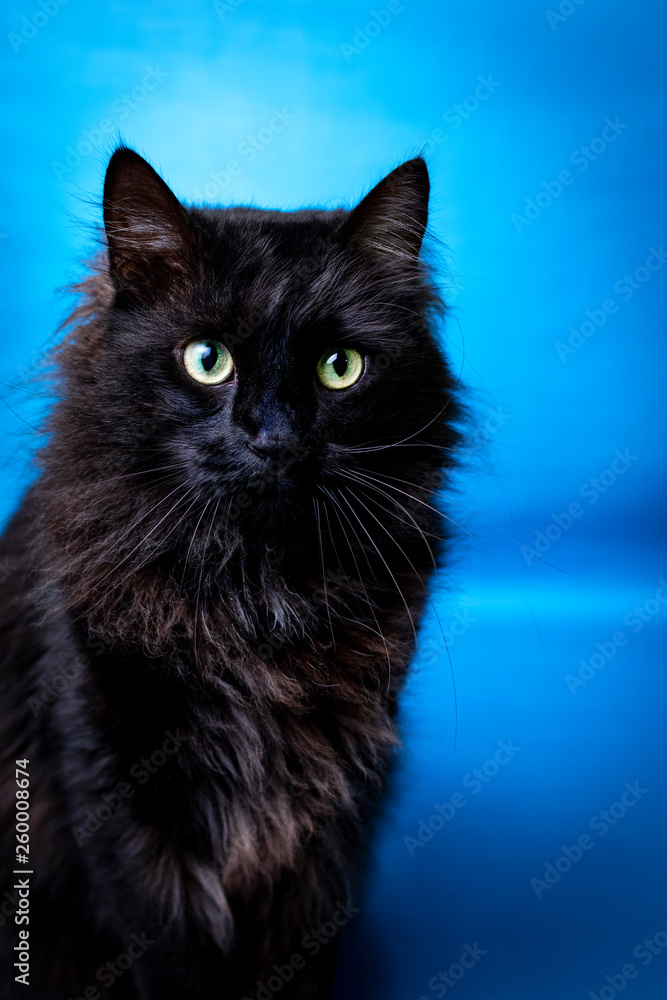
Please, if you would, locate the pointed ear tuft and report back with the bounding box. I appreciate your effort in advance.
[342,157,430,263]
[103,147,195,300]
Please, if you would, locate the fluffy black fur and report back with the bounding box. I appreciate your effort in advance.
[0,148,462,999]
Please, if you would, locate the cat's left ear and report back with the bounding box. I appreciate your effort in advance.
[342,157,429,262]
[103,147,195,299]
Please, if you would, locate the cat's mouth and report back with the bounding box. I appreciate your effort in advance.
[197,434,313,492]
[244,437,308,476]
[215,441,318,512]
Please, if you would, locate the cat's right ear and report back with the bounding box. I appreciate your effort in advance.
[103,148,195,300]
[341,157,430,266]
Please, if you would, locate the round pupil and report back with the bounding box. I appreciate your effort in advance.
[331,352,348,378]
[200,342,219,372]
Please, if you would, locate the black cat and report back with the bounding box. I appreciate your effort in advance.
[0,148,462,999]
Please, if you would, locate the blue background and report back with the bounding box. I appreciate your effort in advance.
[1,1,666,997]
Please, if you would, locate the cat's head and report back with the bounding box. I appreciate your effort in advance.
[40,148,461,642]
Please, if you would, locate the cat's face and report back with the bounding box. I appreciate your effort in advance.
[39,147,463,644]
[62,148,456,535]
[44,146,461,609]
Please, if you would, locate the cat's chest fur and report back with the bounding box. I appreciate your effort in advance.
[58,597,407,913]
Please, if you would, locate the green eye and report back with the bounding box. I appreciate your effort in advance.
[183,339,234,385]
[316,348,364,390]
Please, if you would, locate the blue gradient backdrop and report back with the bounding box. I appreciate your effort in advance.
[1,2,665,997]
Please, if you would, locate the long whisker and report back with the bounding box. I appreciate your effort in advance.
[194,496,221,668]
[356,473,550,652]
[81,491,208,656]
[364,469,567,571]
[313,496,335,651]
[349,467,477,541]
[340,481,459,745]
[369,441,456,452]
[339,470,438,568]
[50,471,187,533]
[87,480,192,565]
[341,399,457,454]
[179,497,212,596]
[0,392,41,432]
[70,485,196,626]
[85,463,190,486]
[338,487,418,649]
[0,375,64,401]
[320,486,377,587]
[343,487,425,590]
[88,484,197,594]
[125,489,203,583]
[320,486,392,678]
